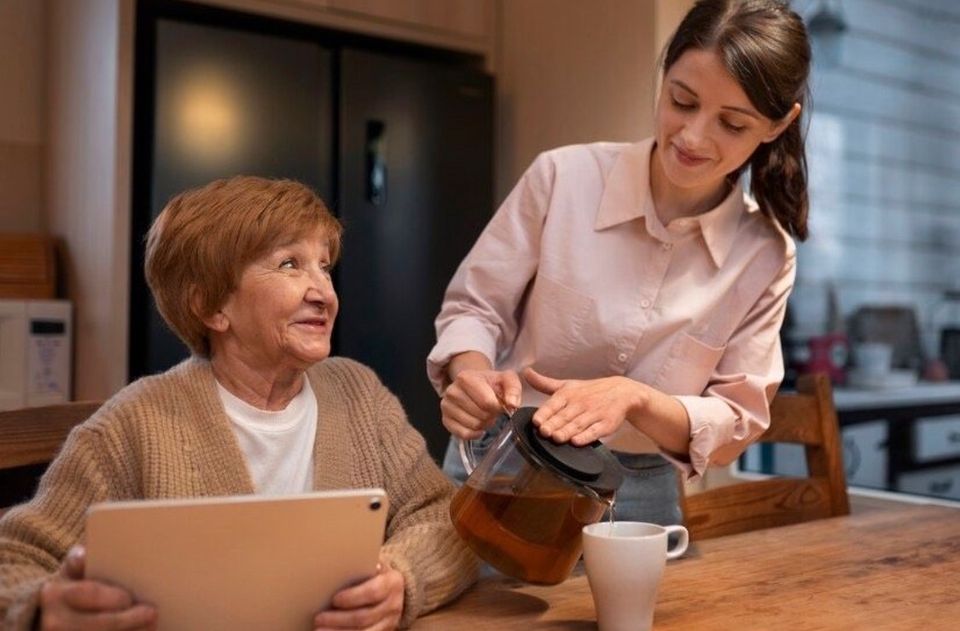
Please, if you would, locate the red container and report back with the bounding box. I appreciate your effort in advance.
[803,333,849,385]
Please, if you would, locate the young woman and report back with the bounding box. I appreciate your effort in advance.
[428,0,812,525]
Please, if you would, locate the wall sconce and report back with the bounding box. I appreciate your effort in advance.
[806,0,848,67]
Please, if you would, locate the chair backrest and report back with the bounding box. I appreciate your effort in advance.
[0,401,103,471]
[679,373,849,540]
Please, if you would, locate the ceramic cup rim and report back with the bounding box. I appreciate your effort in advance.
[583,521,672,540]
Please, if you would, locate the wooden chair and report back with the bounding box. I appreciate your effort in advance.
[679,373,850,540]
[0,401,103,511]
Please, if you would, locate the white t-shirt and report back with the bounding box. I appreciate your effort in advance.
[217,378,317,495]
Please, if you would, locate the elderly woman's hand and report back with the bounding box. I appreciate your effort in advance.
[313,556,405,631]
[39,545,158,631]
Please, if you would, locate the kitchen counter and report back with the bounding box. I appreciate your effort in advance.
[834,380,960,411]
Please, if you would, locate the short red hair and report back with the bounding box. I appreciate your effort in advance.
[145,176,342,357]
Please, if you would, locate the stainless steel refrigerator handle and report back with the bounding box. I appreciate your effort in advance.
[365,120,387,206]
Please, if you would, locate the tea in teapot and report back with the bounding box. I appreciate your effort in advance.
[450,407,623,584]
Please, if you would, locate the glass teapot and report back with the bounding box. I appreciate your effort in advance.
[449,407,624,585]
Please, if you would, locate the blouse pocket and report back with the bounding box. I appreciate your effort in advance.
[653,332,726,395]
[523,274,595,376]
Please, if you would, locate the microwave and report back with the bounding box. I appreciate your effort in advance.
[0,299,72,411]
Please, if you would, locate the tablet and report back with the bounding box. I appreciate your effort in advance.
[85,489,388,631]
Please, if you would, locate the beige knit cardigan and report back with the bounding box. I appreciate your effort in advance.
[0,357,478,629]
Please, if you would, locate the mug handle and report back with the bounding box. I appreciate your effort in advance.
[664,524,689,559]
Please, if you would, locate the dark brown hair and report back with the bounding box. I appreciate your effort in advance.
[145,176,342,357]
[663,0,811,240]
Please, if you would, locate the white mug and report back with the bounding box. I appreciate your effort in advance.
[853,342,893,377]
[582,521,689,631]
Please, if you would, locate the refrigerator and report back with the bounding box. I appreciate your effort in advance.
[129,7,493,461]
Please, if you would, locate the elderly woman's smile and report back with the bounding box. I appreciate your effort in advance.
[210,229,340,372]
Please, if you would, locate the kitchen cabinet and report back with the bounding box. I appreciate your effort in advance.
[194,0,494,57]
[841,420,888,489]
[913,414,960,462]
[897,465,960,500]
[325,0,492,40]
[833,383,960,494]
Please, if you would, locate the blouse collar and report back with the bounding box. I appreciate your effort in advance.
[594,137,753,268]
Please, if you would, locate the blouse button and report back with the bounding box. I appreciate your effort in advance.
[662,242,672,250]
[641,299,652,309]
[617,353,628,362]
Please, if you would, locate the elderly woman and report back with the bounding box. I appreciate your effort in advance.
[0,176,478,630]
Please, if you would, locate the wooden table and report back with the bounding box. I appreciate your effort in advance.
[413,505,960,630]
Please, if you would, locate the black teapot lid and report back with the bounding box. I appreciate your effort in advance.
[510,407,624,495]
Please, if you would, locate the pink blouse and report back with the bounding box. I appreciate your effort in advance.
[427,139,796,479]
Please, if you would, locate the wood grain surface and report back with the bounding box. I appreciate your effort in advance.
[0,401,102,469]
[413,505,960,630]
[0,233,56,299]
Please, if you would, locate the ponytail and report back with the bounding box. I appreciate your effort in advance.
[749,116,809,241]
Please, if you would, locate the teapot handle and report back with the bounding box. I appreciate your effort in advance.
[458,409,514,477]
[458,437,480,476]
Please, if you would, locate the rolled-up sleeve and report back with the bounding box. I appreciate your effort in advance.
[426,153,553,394]
[671,251,797,480]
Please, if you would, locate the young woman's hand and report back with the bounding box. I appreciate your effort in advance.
[441,352,522,440]
[39,545,158,631]
[524,367,647,446]
[313,557,405,631]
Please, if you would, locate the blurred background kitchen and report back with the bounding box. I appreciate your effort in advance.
[1,0,959,504]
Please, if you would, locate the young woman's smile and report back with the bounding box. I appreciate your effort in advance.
[655,49,767,190]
